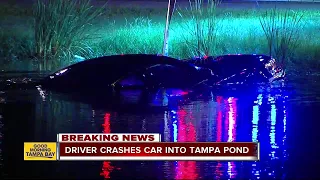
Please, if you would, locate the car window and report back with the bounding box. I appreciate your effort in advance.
[118,74,144,87]
[215,57,249,77]
[143,64,190,87]
[145,64,181,77]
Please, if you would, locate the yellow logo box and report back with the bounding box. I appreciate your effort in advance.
[24,142,57,161]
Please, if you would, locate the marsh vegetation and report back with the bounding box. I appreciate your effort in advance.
[0,0,319,73]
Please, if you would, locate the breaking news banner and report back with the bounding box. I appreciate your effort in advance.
[24,133,161,161]
[58,142,259,161]
[24,133,260,161]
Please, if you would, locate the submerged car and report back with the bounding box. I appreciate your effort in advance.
[40,54,213,93]
[40,54,285,94]
[185,54,285,86]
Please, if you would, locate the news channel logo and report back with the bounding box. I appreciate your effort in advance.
[24,142,57,161]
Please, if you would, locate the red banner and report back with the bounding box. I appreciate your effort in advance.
[58,142,259,161]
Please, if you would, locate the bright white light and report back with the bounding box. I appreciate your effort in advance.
[36,86,46,101]
[55,68,68,76]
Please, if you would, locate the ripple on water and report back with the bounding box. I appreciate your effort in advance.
[0,72,319,179]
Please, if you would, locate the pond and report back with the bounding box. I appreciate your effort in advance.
[0,72,320,179]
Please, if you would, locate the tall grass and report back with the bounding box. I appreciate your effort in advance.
[176,0,221,59]
[33,0,105,71]
[0,4,319,73]
[259,8,305,69]
[81,17,164,59]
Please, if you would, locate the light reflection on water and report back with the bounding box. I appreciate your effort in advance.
[0,84,291,179]
[94,91,288,179]
[250,93,288,180]
[251,94,261,179]
[227,97,237,179]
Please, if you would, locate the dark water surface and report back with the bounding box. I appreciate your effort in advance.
[1,72,320,179]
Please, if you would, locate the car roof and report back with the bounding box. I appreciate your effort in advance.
[49,54,197,85]
[69,54,194,70]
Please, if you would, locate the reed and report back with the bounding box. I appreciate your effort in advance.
[175,0,222,59]
[259,7,305,69]
[33,0,105,71]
